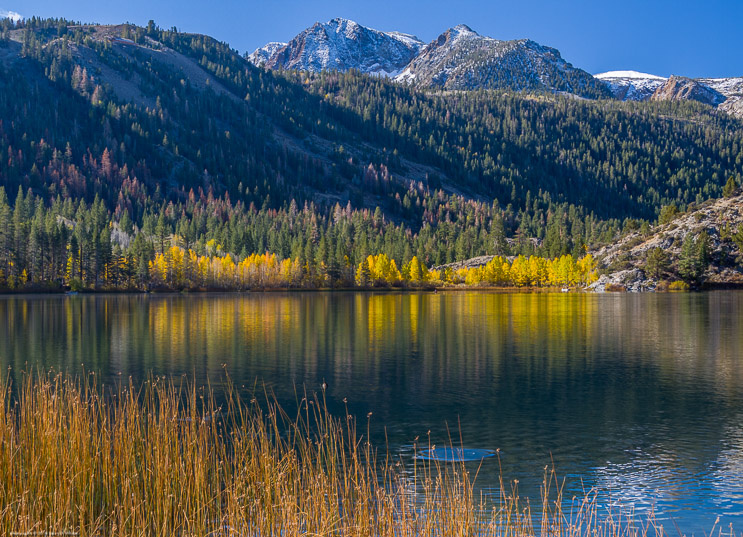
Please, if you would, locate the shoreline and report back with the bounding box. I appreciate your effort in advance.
[0,286,570,296]
[1,284,742,296]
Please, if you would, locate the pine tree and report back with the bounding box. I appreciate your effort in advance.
[12,187,30,281]
[155,212,169,255]
[678,232,709,284]
[355,257,371,286]
[723,176,740,198]
[645,248,669,280]
[658,204,679,225]
[732,224,743,262]
[0,188,13,286]
[120,210,134,235]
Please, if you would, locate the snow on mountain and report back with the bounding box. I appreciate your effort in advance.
[395,24,610,98]
[597,70,743,113]
[250,18,425,77]
[386,31,425,49]
[247,42,287,67]
[695,76,743,117]
[248,17,742,110]
[698,76,743,98]
[595,71,667,101]
[596,70,665,80]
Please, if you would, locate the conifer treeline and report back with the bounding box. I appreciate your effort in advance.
[0,186,597,291]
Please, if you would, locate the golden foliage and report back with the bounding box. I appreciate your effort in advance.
[439,254,598,288]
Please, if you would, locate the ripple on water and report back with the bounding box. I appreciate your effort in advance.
[416,447,497,462]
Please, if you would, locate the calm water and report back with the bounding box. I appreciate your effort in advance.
[1,291,743,533]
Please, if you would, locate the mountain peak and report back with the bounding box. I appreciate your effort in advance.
[252,18,424,76]
[326,17,361,35]
[452,24,476,35]
[397,25,607,98]
[247,42,287,67]
[440,24,482,45]
[328,17,354,25]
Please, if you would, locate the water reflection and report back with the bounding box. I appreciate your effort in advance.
[0,291,742,532]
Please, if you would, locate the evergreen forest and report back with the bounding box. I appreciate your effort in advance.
[1,18,742,291]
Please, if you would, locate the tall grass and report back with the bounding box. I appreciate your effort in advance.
[0,372,676,536]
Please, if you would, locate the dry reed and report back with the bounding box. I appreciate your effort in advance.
[0,371,693,536]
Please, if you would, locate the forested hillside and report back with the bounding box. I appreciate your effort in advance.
[0,18,742,290]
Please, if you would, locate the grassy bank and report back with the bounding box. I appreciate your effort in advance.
[1,373,669,536]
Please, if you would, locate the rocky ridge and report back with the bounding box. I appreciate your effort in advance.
[394,25,608,97]
[248,42,287,67]
[597,71,743,117]
[590,191,743,291]
[702,77,743,118]
[255,18,424,76]
[250,19,609,98]
[251,19,742,112]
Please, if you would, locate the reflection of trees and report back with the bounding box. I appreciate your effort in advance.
[0,292,742,487]
[1,292,741,396]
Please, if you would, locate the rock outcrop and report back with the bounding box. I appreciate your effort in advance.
[591,191,743,291]
[596,73,743,117]
[650,75,726,106]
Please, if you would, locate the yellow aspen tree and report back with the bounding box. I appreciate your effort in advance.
[408,256,423,283]
[482,257,499,284]
[546,258,558,286]
[501,261,511,286]
[577,254,598,285]
[279,258,294,285]
[197,255,209,287]
[220,255,236,287]
[510,256,530,287]
[169,246,185,286]
[65,255,74,286]
[188,250,199,287]
[464,266,484,285]
[149,253,168,286]
[366,255,377,282]
[453,267,468,284]
[386,258,402,284]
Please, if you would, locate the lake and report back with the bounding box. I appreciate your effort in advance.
[1,291,742,533]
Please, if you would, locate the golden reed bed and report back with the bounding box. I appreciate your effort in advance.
[0,372,703,537]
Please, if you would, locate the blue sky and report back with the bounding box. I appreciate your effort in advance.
[3,0,742,78]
